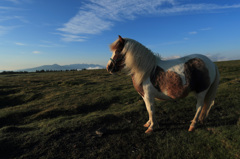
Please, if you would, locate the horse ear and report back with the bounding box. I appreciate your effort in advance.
[118,35,124,43]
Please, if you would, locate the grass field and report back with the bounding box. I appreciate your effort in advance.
[0,60,239,159]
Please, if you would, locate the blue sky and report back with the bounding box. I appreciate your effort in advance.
[1,0,240,70]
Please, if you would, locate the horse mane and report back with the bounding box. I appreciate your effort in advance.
[122,38,158,85]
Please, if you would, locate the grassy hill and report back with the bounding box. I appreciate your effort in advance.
[0,60,239,159]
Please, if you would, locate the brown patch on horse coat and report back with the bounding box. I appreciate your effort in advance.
[151,67,189,99]
[131,74,144,97]
[151,58,210,99]
[165,71,190,99]
[184,58,210,93]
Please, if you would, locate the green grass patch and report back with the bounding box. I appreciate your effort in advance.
[0,61,240,159]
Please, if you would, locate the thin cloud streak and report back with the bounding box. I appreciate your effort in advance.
[164,54,232,62]
[57,1,240,42]
[0,6,18,11]
[4,0,20,4]
[0,25,20,35]
[0,16,29,23]
[4,0,33,4]
[15,42,25,46]
[55,33,87,42]
[206,53,230,62]
[200,27,212,31]
[189,31,197,35]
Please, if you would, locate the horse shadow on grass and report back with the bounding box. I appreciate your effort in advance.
[154,106,239,133]
[99,100,240,136]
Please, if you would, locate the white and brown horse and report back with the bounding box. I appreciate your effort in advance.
[106,35,220,134]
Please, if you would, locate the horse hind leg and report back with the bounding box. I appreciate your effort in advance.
[198,86,217,123]
[198,99,214,124]
[199,66,219,123]
[188,91,207,131]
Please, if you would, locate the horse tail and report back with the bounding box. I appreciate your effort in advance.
[199,64,220,122]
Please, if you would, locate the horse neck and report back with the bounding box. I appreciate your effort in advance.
[125,50,157,86]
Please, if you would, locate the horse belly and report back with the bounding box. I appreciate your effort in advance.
[131,75,144,97]
[155,91,172,100]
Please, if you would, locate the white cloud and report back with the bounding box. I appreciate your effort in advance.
[15,41,64,48]
[0,6,17,11]
[163,54,231,62]
[57,0,174,41]
[0,6,27,35]
[86,66,103,70]
[4,0,32,4]
[155,3,240,14]
[189,31,197,35]
[5,0,20,4]
[57,1,240,42]
[0,25,19,35]
[58,11,113,35]
[0,16,29,25]
[56,33,87,42]
[0,16,14,22]
[0,26,8,35]
[32,51,41,54]
[206,54,230,62]
[15,42,25,46]
[163,55,181,60]
[200,27,212,31]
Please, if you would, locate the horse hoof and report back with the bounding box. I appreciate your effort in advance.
[145,128,153,134]
[143,123,150,128]
[188,126,195,132]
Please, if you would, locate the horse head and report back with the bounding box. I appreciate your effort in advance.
[106,35,126,74]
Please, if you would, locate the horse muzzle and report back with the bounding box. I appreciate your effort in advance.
[106,62,118,74]
[106,55,125,74]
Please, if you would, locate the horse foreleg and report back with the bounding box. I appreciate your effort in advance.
[143,120,151,128]
[143,96,158,134]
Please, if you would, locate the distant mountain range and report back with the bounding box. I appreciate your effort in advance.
[15,64,105,72]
